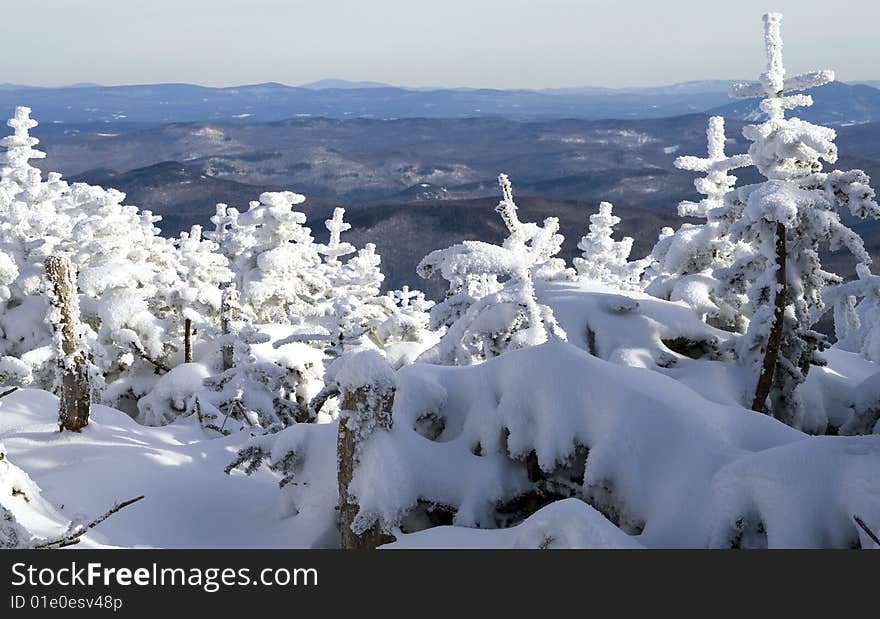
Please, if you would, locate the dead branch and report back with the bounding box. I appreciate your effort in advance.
[130,343,170,374]
[0,386,19,399]
[34,495,145,549]
[854,515,880,547]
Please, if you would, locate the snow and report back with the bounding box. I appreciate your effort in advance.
[0,389,324,548]
[241,328,878,549]
[331,349,397,394]
[385,499,644,549]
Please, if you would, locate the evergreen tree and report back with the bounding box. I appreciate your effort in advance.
[417,174,567,365]
[225,192,326,324]
[573,201,643,289]
[643,116,751,328]
[165,224,233,362]
[198,284,303,433]
[714,13,880,427]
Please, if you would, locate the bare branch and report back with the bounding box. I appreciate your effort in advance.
[130,343,170,374]
[34,495,145,549]
[854,515,880,547]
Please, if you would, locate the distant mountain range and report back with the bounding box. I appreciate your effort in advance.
[2,79,878,128]
[43,113,880,293]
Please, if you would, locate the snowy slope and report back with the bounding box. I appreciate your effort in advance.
[0,389,334,548]
[2,283,879,549]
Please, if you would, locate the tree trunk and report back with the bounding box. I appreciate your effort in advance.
[45,256,90,432]
[184,318,193,363]
[220,287,240,371]
[752,222,787,414]
[338,385,396,549]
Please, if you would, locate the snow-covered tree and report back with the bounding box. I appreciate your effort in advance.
[316,207,355,267]
[222,192,326,324]
[424,173,571,336]
[574,201,643,289]
[714,13,880,427]
[826,263,880,364]
[643,117,751,328]
[197,284,303,433]
[497,173,572,282]
[70,187,176,383]
[165,224,233,362]
[0,107,45,193]
[0,108,237,412]
[417,177,568,366]
[292,207,436,362]
[374,286,435,349]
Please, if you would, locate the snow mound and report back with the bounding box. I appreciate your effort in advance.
[384,499,643,549]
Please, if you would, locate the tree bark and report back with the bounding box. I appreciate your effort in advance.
[220,287,240,371]
[45,256,90,432]
[184,318,193,364]
[752,222,787,414]
[338,385,396,549]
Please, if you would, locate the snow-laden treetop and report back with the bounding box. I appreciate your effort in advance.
[674,116,751,218]
[730,12,834,121]
[0,107,46,185]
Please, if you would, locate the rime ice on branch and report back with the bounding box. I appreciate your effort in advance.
[495,173,521,234]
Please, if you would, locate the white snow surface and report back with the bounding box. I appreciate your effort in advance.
[0,389,324,548]
[385,499,644,549]
[2,280,880,549]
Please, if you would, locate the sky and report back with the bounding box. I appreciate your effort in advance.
[4,0,878,89]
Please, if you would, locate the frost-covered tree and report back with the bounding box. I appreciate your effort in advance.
[274,208,394,358]
[206,203,253,264]
[715,13,880,427]
[374,286,435,349]
[826,263,880,363]
[574,201,643,289]
[165,225,233,362]
[197,284,304,433]
[0,108,237,412]
[221,192,326,324]
[417,178,568,366]
[497,173,572,282]
[0,107,45,193]
[70,187,176,380]
[316,207,355,267]
[425,174,571,335]
[313,208,385,355]
[643,117,751,327]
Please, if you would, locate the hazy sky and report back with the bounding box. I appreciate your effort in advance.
[5,0,878,88]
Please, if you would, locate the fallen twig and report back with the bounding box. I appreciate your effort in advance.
[0,386,19,399]
[854,515,880,548]
[34,495,145,549]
